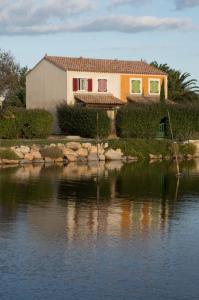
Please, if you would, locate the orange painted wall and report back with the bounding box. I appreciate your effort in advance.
[120,74,168,102]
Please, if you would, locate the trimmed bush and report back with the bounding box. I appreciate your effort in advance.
[0,149,19,160]
[116,103,199,140]
[116,104,163,139]
[40,146,63,159]
[0,109,53,139]
[57,105,111,138]
[0,118,18,139]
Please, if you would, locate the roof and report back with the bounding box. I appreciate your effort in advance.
[44,55,167,76]
[75,93,124,106]
[127,95,175,105]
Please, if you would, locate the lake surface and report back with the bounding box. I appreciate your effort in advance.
[0,160,199,300]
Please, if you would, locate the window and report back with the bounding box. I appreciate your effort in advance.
[149,79,160,95]
[130,79,142,94]
[73,78,92,92]
[98,79,107,92]
[78,79,88,91]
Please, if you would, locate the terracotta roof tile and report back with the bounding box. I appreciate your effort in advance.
[45,56,167,75]
[75,93,124,106]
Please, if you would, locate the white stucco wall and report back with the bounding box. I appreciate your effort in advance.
[26,59,68,133]
[66,71,121,105]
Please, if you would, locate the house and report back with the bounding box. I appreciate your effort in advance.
[26,55,168,132]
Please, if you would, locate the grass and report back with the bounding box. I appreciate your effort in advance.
[0,149,19,160]
[0,137,93,148]
[109,139,176,159]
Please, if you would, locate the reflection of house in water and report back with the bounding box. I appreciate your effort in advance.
[2,162,186,242]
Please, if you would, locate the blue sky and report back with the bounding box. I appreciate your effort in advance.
[0,0,199,81]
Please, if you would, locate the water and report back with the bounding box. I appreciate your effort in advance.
[0,161,199,300]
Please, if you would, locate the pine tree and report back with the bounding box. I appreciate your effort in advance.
[160,80,166,104]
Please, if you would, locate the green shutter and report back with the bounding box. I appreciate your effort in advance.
[131,80,141,94]
[150,81,159,94]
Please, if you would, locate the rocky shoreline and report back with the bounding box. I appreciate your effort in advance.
[0,140,199,166]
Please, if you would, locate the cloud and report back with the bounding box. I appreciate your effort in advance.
[0,1,197,35]
[109,0,147,7]
[175,0,199,9]
[75,15,196,33]
[0,0,94,29]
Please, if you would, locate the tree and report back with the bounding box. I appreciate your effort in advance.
[0,49,28,108]
[160,79,165,104]
[151,61,199,103]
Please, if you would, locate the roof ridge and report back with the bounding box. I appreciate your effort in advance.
[46,55,142,63]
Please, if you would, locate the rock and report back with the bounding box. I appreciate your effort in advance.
[31,150,42,160]
[33,159,44,164]
[76,148,88,158]
[57,143,64,148]
[20,146,30,155]
[24,153,34,161]
[77,157,88,163]
[55,157,64,163]
[11,148,24,159]
[63,148,78,162]
[164,156,171,160]
[89,146,98,154]
[104,143,109,149]
[49,143,56,147]
[44,157,54,163]
[99,154,105,161]
[2,159,19,165]
[149,154,159,160]
[187,154,194,160]
[105,149,123,160]
[66,142,81,151]
[127,156,138,161]
[88,153,99,161]
[82,143,92,149]
[20,159,32,164]
[31,144,41,151]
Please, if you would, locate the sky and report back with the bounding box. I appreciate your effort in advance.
[0,0,199,81]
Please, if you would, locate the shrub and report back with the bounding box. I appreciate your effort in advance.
[116,104,163,138]
[116,103,199,140]
[40,146,63,159]
[15,109,53,139]
[0,118,18,139]
[0,149,19,160]
[57,105,111,138]
[0,109,53,139]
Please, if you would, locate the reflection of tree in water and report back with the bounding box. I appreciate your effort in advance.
[0,165,54,222]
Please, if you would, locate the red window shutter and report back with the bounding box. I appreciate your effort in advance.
[73,78,78,92]
[88,79,93,92]
[98,79,107,92]
[103,79,107,92]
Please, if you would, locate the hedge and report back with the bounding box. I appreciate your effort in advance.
[0,109,53,139]
[116,103,199,140]
[57,105,111,138]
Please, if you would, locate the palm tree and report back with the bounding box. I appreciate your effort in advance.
[151,61,199,103]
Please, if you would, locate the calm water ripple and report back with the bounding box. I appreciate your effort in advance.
[0,160,199,300]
